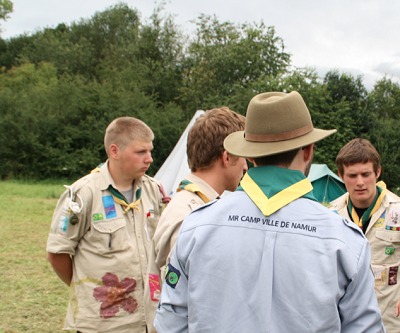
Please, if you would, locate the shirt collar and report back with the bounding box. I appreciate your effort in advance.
[238,166,317,216]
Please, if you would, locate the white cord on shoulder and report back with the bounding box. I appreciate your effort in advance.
[64,185,84,214]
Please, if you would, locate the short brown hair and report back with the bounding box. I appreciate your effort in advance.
[336,138,381,176]
[104,117,154,156]
[187,107,245,172]
[253,148,300,167]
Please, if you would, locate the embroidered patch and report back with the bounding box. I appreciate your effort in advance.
[148,273,161,301]
[102,195,117,219]
[57,205,70,233]
[58,215,69,234]
[387,208,400,227]
[389,266,398,285]
[373,217,385,228]
[372,266,387,286]
[385,247,396,255]
[165,264,181,289]
[92,213,104,221]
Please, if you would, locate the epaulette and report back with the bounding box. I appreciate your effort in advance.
[142,174,171,204]
[189,197,219,213]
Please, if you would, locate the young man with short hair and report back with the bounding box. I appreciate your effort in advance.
[330,138,400,332]
[47,117,167,333]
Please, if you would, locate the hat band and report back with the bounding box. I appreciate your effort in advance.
[245,123,313,142]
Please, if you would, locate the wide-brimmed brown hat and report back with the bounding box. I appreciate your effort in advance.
[224,91,336,158]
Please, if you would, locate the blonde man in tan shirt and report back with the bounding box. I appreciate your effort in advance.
[47,117,167,333]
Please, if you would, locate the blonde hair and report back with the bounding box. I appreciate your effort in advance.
[104,117,154,156]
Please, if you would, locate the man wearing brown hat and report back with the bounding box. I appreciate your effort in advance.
[154,91,385,332]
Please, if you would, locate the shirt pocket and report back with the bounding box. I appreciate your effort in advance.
[145,215,160,241]
[91,218,130,254]
[374,230,400,264]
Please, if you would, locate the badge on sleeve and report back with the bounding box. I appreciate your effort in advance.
[165,263,181,289]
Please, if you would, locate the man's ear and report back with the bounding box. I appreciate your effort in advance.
[221,150,230,167]
[376,166,382,179]
[109,143,119,159]
[302,144,314,162]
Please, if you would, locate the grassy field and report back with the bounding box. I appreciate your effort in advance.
[0,181,70,333]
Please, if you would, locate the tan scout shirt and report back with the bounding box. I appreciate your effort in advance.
[330,190,400,333]
[46,161,164,333]
[145,173,219,332]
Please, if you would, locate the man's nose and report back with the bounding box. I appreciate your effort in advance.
[145,152,153,163]
[356,176,364,186]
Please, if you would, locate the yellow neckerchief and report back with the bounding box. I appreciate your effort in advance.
[91,163,141,213]
[348,181,386,228]
[108,185,141,213]
[112,196,141,213]
[177,179,210,203]
[240,172,314,216]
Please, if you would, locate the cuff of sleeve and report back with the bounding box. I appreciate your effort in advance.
[46,233,78,255]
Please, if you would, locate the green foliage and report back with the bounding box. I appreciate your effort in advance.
[323,70,370,137]
[178,15,291,117]
[0,3,399,190]
[368,78,400,188]
[0,0,12,22]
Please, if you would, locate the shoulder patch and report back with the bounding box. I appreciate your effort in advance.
[165,263,181,289]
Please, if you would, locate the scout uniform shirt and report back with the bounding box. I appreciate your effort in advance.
[330,182,400,333]
[155,166,384,333]
[46,161,164,333]
[144,173,219,332]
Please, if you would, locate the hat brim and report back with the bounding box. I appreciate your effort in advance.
[224,128,337,158]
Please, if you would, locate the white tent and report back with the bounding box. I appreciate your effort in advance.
[154,110,205,197]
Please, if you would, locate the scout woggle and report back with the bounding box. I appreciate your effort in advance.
[64,185,84,214]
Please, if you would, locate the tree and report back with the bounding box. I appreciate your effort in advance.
[368,78,400,190]
[323,70,369,137]
[178,15,291,118]
[0,0,12,21]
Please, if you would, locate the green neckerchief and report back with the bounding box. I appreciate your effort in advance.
[238,166,317,216]
[347,181,386,228]
[177,179,210,203]
[108,185,142,213]
[91,164,142,212]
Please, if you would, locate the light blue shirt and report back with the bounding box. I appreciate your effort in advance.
[155,191,385,333]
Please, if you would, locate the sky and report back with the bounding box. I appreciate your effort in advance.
[2,0,400,90]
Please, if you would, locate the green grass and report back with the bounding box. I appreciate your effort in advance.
[0,181,70,333]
